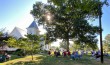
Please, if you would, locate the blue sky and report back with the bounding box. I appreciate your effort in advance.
[0,0,47,34]
[0,0,110,41]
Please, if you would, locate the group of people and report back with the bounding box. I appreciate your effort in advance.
[48,49,83,60]
[91,50,101,61]
[53,50,71,57]
[48,49,109,61]
[71,51,82,60]
[0,51,11,62]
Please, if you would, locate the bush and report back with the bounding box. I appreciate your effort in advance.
[12,49,25,56]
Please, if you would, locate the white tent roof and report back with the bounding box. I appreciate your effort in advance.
[0,45,17,51]
[9,27,27,39]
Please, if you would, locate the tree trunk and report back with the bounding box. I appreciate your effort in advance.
[31,52,33,60]
[66,33,69,51]
[66,30,70,51]
[67,38,69,51]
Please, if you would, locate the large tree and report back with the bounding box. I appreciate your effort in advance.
[31,0,107,50]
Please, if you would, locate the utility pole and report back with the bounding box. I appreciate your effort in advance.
[99,3,103,63]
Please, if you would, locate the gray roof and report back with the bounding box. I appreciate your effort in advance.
[28,21,38,29]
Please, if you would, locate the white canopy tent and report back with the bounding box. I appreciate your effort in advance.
[0,45,17,51]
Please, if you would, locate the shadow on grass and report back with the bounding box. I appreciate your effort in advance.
[4,54,109,65]
[10,55,24,60]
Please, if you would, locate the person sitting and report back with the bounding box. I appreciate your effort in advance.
[67,50,71,56]
[95,51,101,61]
[95,52,101,58]
[5,53,11,61]
[0,53,7,62]
[56,50,60,57]
[62,50,66,57]
[71,51,75,60]
[90,51,95,59]
[54,50,57,56]
[48,50,51,55]
[74,51,79,59]
[71,51,80,60]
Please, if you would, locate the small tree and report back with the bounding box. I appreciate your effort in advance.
[26,34,40,60]
[6,34,40,60]
[6,37,17,47]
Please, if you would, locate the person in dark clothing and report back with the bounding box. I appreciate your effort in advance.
[54,50,57,56]
[0,52,7,62]
[48,51,51,55]
[95,52,101,58]
[5,53,11,61]
[56,50,60,57]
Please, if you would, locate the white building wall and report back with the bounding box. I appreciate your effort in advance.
[39,41,51,51]
[27,28,39,35]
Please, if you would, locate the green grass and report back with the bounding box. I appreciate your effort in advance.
[0,54,110,65]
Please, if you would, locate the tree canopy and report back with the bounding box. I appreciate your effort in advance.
[103,34,110,52]
[31,0,108,50]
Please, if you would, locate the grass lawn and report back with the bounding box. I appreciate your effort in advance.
[0,54,110,65]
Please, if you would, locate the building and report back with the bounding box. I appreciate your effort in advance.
[10,27,27,39]
[27,21,39,35]
[27,20,50,50]
[10,20,50,50]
